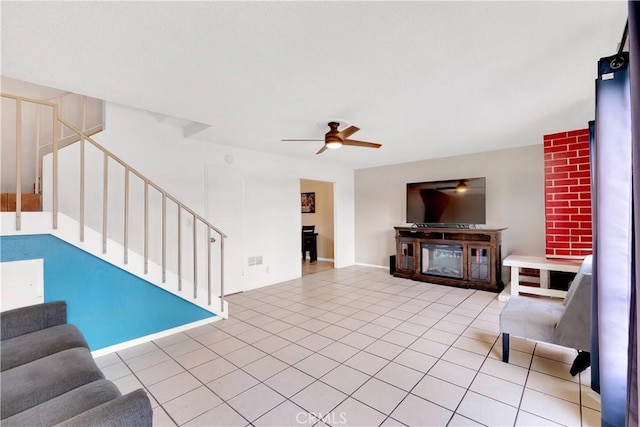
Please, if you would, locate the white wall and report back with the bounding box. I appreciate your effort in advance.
[1,77,64,193]
[1,98,49,193]
[49,102,355,294]
[354,144,545,268]
[0,259,44,311]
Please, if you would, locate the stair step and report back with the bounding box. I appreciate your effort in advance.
[1,194,42,212]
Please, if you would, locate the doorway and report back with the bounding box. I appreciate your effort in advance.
[300,179,335,276]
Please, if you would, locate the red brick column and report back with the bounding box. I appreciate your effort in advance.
[544,129,592,258]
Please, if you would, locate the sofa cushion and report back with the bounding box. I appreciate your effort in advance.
[0,347,104,419]
[0,301,67,341]
[500,296,564,343]
[57,389,153,427]
[1,379,121,427]
[1,324,89,372]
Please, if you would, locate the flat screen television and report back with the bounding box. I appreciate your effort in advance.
[406,177,486,226]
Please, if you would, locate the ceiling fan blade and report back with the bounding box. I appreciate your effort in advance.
[343,139,382,149]
[338,126,360,139]
[316,145,328,155]
[281,139,324,141]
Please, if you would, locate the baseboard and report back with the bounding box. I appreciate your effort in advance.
[91,315,223,357]
[355,262,388,270]
[303,256,335,262]
[498,283,512,302]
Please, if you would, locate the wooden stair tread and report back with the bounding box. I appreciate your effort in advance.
[1,193,42,212]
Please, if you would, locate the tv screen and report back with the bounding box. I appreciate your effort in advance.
[406,177,486,226]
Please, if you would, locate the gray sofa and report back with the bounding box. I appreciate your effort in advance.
[0,301,152,426]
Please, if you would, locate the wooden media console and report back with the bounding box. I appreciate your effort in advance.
[393,226,506,292]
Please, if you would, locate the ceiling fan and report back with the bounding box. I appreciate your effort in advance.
[282,122,382,155]
[436,180,469,193]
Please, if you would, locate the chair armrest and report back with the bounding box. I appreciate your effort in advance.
[555,272,592,351]
[1,301,67,341]
[55,389,153,427]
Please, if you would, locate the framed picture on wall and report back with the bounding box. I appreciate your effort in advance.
[301,192,315,213]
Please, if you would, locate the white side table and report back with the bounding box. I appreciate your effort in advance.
[503,255,583,299]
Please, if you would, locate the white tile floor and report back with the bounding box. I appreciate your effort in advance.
[95,266,601,426]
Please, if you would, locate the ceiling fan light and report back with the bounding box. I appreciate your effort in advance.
[326,141,342,149]
[455,182,468,193]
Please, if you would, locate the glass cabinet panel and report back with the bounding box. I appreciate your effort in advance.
[469,247,490,281]
[400,242,414,270]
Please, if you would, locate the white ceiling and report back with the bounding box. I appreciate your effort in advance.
[1,1,628,169]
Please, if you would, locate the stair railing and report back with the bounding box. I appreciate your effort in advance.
[2,93,226,308]
[37,91,104,160]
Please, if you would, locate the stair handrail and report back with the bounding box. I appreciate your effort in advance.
[3,93,227,308]
[56,116,227,238]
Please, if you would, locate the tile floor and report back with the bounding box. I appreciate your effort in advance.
[302,260,334,276]
[95,266,601,426]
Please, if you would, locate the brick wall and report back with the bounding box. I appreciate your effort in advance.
[544,129,592,258]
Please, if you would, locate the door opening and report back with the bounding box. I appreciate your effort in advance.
[300,179,335,276]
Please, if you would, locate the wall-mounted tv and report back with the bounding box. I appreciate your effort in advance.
[406,177,486,226]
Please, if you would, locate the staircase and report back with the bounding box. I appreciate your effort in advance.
[1,91,228,319]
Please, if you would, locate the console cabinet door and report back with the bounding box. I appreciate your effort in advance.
[396,240,417,273]
[468,245,491,283]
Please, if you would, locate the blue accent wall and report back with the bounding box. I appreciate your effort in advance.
[0,234,214,350]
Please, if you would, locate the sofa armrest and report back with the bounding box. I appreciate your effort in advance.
[55,389,153,427]
[1,301,67,341]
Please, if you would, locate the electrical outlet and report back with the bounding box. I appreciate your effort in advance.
[248,257,256,266]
